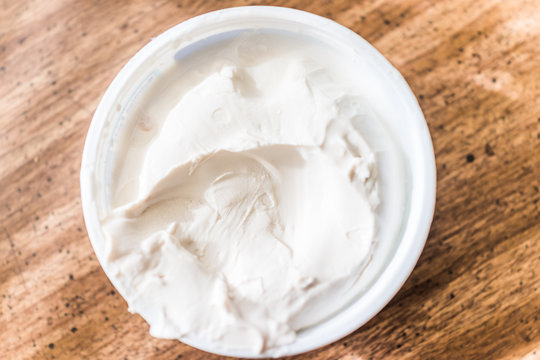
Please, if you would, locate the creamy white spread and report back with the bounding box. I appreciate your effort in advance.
[101,32,380,354]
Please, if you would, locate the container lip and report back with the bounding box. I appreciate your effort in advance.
[80,6,436,359]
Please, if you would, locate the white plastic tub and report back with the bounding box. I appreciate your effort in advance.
[81,6,436,358]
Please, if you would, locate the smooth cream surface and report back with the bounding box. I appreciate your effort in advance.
[101,32,380,354]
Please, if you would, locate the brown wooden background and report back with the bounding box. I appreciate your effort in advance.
[1,0,539,359]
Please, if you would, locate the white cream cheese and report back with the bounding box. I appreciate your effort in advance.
[101,32,381,354]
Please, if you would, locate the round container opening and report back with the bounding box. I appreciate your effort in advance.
[81,6,436,358]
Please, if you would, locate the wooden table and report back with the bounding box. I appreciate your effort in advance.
[2,0,539,359]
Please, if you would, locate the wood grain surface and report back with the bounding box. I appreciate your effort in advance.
[1,0,539,359]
